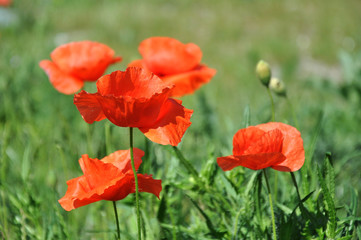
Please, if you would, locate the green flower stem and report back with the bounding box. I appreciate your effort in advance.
[86,124,94,156]
[105,122,113,155]
[112,201,121,240]
[129,127,141,240]
[267,87,275,122]
[263,169,277,240]
[172,146,200,182]
[290,172,301,201]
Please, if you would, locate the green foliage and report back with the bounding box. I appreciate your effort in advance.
[1,0,361,239]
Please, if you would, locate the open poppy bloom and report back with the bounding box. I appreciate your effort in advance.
[217,122,305,172]
[74,67,193,146]
[39,41,121,94]
[59,149,162,211]
[128,37,216,97]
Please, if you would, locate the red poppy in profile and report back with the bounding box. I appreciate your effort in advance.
[217,122,305,172]
[59,149,162,211]
[39,41,121,94]
[74,67,193,146]
[128,37,216,97]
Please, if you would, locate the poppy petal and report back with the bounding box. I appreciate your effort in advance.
[39,60,84,94]
[128,59,145,68]
[96,68,172,98]
[101,148,144,172]
[59,173,162,211]
[51,41,122,81]
[58,177,103,211]
[139,99,193,146]
[257,122,305,172]
[78,155,122,188]
[94,93,166,127]
[58,150,162,211]
[217,152,286,171]
[162,65,217,97]
[73,91,106,124]
[97,173,162,201]
[244,129,284,155]
[139,37,202,75]
[137,174,162,199]
[232,127,266,156]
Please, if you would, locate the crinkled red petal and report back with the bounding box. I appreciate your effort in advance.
[101,148,144,172]
[139,98,193,146]
[96,68,172,98]
[217,152,286,171]
[232,127,266,156]
[257,122,305,172]
[58,151,162,211]
[73,91,106,124]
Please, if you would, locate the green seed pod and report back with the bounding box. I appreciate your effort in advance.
[269,77,286,96]
[256,60,272,86]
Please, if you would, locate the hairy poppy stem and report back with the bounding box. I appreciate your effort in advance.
[290,172,302,201]
[266,87,275,122]
[105,122,113,154]
[173,146,200,182]
[112,201,121,240]
[129,127,141,240]
[86,124,94,156]
[263,169,277,240]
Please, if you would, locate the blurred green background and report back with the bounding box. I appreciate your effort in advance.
[1,0,361,239]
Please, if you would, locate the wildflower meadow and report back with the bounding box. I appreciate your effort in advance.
[1,0,361,239]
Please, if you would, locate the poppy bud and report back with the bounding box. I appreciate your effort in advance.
[256,60,272,86]
[269,77,286,96]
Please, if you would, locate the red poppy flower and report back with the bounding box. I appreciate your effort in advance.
[128,37,216,97]
[74,67,193,146]
[39,41,121,94]
[217,122,305,172]
[59,149,162,211]
[0,0,11,7]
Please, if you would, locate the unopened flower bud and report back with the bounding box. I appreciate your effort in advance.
[256,60,272,86]
[269,77,286,96]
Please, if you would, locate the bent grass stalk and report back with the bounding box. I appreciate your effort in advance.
[129,127,141,240]
[263,169,277,240]
[266,87,275,122]
[172,146,200,182]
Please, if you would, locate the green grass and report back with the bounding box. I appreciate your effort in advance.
[1,0,361,239]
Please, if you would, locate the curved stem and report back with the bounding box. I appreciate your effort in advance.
[112,201,121,240]
[267,87,275,122]
[263,169,277,240]
[129,127,141,240]
[172,146,200,182]
[290,172,301,201]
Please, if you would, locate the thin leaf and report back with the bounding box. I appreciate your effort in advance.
[317,163,336,238]
[186,195,225,238]
[243,105,251,128]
